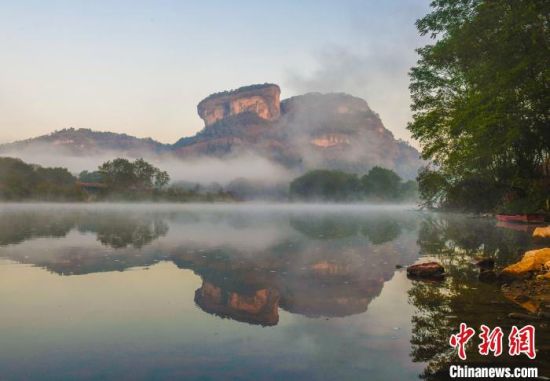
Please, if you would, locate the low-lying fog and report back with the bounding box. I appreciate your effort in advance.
[1,147,294,185]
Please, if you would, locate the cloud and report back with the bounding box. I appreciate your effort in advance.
[283,1,431,147]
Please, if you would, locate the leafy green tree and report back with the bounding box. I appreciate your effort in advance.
[416,166,449,209]
[0,157,36,199]
[78,170,103,183]
[361,166,402,200]
[289,170,361,201]
[289,168,417,202]
[0,157,82,200]
[98,158,169,192]
[98,158,137,191]
[153,168,170,189]
[409,0,550,213]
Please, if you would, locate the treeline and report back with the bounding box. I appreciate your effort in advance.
[0,157,83,201]
[1,156,417,203]
[409,1,549,214]
[289,167,418,202]
[0,157,235,202]
[79,158,235,202]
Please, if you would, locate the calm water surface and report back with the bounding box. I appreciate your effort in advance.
[0,204,547,380]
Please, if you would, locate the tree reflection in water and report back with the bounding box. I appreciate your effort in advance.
[79,215,169,249]
[409,214,549,379]
[2,206,546,378]
[0,207,421,325]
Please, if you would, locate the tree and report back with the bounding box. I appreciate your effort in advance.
[289,168,417,202]
[0,157,82,200]
[98,158,170,192]
[409,0,550,212]
[416,166,448,209]
[361,166,403,200]
[78,170,103,183]
[289,170,361,201]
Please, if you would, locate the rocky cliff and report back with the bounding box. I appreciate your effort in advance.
[1,83,423,179]
[278,92,422,178]
[197,83,280,126]
[178,85,423,179]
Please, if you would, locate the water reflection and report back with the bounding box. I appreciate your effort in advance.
[410,214,549,379]
[0,205,547,380]
[0,205,419,324]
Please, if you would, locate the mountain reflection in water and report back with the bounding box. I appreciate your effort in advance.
[0,204,548,380]
[0,205,419,325]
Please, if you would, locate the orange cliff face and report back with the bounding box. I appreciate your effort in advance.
[194,281,280,326]
[197,84,281,127]
[310,133,351,149]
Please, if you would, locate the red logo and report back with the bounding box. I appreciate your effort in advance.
[478,325,503,356]
[449,323,536,360]
[449,323,476,360]
[508,325,536,359]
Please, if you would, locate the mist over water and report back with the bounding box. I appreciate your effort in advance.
[0,203,547,380]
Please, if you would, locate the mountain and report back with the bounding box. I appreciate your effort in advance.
[175,84,423,178]
[0,128,169,156]
[0,84,423,179]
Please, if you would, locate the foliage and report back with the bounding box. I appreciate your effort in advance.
[409,0,550,213]
[289,167,418,202]
[98,158,170,193]
[198,83,277,105]
[361,166,402,200]
[408,214,542,379]
[78,170,104,183]
[0,156,238,203]
[160,185,236,203]
[290,169,361,202]
[416,167,449,209]
[0,157,83,201]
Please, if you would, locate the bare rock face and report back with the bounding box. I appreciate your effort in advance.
[3,83,424,181]
[197,84,281,127]
[173,88,424,179]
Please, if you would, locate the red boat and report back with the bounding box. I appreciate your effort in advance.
[496,214,545,224]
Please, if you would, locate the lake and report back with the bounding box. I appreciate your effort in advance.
[0,203,548,380]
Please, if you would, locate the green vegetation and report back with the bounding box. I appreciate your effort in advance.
[78,170,103,183]
[94,158,235,202]
[0,156,236,202]
[98,158,169,193]
[198,83,277,104]
[0,157,83,201]
[409,0,549,213]
[289,167,418,202]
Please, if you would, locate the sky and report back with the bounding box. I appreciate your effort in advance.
[0,0,431,146]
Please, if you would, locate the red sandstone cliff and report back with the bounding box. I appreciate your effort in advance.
[197,83,281,126]
[176,85,423,178]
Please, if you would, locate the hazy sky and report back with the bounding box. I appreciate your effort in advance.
[0,0,431,145]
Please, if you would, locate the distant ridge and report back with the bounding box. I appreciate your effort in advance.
[0,84,423,179]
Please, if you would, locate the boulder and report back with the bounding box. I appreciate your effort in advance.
[533,226,550,239]
[407,261,445,279]
[500,248,550,279]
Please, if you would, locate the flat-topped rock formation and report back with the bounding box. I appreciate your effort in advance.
[1,83,424,179]
[197,83,281,127]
